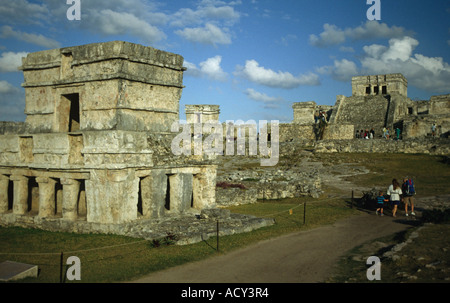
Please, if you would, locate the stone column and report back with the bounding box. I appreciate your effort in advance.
[36,177,56,218]
[169,173,193,214]
[61,178,80,221]
[10,175,28,215]
[85,169,138,224]
[196,166,217,210]
[0,175,9,213]
[140,171,167,218]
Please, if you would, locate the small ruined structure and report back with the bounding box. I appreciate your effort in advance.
[280,73,450,142]
[185,105,220,124]
[0,41,220,235]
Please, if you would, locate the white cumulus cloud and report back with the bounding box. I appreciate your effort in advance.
[175,23,232,46]
[360,36,450,93]
[310,21,409,47]
[1,26,60,49]
[234,60,320,88]
[87,9,166,44]
[244,88,283,109]
[184,55,228,81]
[0,80,20,93]
[0,51,28,72]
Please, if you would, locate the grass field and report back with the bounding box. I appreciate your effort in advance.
[1,152,449,283]
[0,196,358,283]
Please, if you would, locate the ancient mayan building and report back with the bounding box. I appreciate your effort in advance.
[0,41,217,233]
[280,73,449,141]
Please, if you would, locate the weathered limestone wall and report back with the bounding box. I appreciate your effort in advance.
[323,124,354,140]
[20,41,185,134]
[429,94,450,115]
[0,129,218,225]
[352,74,407,97]
[293,101,316,124]
[403,115,450,139]
[279,123,315,141]
[314,138,450,155]
[0,122,28,135]
[215,187,257,206]
[329,95,390,133]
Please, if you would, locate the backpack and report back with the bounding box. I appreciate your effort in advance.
[405,179,416,195]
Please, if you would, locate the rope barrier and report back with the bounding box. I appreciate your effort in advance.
[0,239,150,256]
[0,196,342,256]
[258,196,340,218]
[258,202,304,218]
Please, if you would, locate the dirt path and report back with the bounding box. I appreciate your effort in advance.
[130,211,414,283]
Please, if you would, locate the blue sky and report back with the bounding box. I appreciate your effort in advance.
[0,0,449,123]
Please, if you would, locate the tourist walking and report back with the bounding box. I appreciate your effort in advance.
[395,127,401,140]
[376,191,388,216]
[387,179,402,217]
[382,127,389,139]
[402,177,416,217]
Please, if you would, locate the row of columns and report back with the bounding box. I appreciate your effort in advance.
[139,172,195,218]
[138,171,214,219]
[0,174,85,221]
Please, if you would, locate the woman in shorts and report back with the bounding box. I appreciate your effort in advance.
[387,179,402,217]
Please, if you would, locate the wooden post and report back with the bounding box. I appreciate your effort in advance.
[60,251,64,283]
[303,202,306,225]
[351,190,354,208]
[216,220,219,252]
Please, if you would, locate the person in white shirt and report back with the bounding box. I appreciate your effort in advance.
[387,179,402,217]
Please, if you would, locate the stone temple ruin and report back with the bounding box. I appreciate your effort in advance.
[0,41,275,242]
[280,73,450,143]
[0,41,449,242]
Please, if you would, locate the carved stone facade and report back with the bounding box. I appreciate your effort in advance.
[0,41,217,233]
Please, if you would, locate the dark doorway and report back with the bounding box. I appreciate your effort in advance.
[61,93,80,132]
[7,178,13,211]
[27,177,39,213]
[165,175,172,211]
[137,178,143,216]
[77,179,86,218]
[54,178,63,216]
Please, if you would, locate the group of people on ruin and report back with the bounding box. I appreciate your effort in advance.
[355,127,402,140]
[314,111,328,124]
[355,128,375,139]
